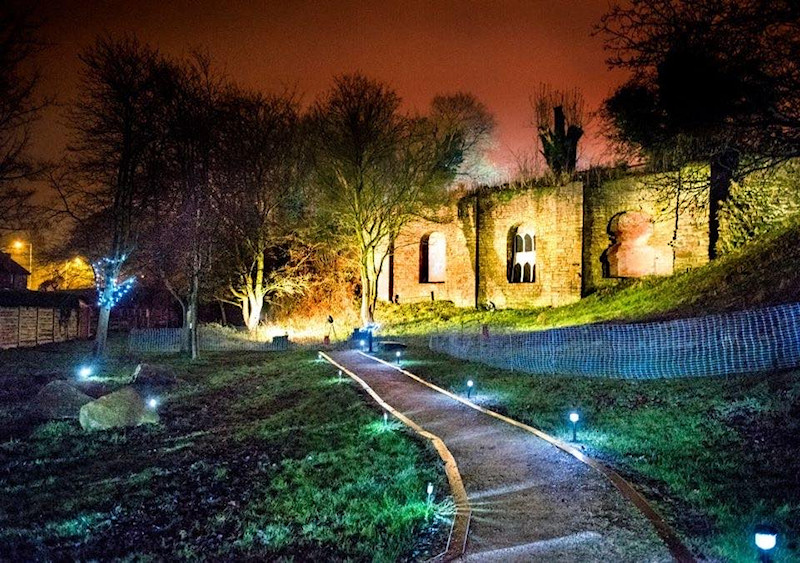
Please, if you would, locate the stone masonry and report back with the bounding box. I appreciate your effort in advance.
[380,173,709,309]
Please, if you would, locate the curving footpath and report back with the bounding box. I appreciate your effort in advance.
[326,350,684,562]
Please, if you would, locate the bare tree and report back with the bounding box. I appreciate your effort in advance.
[597,0,800,259]
[308,74,494,324]
[155,52,226,359]
[215,90,309,331]
[531,84,586,178]
[58,36,173,356]
[0,6,47,230]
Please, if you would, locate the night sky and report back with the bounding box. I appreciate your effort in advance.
[31,0,625,177]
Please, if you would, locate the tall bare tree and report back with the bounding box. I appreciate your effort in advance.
[216,90,309,331]
[598,0,800,259]
[531,84,585,178]
[309,74,494,324]
[59,36,173,356]
[0,6,47,230]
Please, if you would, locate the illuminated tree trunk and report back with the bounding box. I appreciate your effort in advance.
[708,149,739,260]
[359,244,382,326]
[245,293,263,332]
[94,304,111,356]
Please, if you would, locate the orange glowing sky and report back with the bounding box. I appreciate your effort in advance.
[31,0,628,178]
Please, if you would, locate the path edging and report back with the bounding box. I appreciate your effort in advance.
[363,351,696,563]
[319,352,471,562]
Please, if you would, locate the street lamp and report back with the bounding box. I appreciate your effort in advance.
[11,239,32,287]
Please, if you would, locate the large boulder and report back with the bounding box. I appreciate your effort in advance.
[79,387,159,431]
[132,363,179,387]
[30,380,93,420]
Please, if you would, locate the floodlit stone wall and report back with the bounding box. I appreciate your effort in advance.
[581,173,709,295]
[384,173,710,309]
[390,204,477,306]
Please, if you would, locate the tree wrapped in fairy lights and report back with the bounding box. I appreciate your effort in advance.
[92,256,136,310]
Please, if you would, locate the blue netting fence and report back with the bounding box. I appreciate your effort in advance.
[129,326,289,353]
[429,303,800,379]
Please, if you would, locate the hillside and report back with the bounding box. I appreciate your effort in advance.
[380,220,800,335]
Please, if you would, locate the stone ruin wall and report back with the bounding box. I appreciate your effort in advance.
[581,173,709,295]
[384,174,710,309]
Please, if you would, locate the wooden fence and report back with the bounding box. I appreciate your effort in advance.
[0,306,90,349]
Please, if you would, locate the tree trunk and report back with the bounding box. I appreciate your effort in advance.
[245,292,263,332]
[93,305,111,357]
[708,149,739,260]
[188,273,199,360]
[218,300,227,326]
[360,263,375,326]
[181,306,190,353]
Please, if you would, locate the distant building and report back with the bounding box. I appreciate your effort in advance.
[0,252,30,290]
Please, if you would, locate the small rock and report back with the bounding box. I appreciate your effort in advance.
[30,380,93,420]
[79,387,159,431]
[132,363,179,386]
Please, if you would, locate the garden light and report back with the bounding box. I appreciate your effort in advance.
[383,412,389,427]
[467,379,474,399]
[569,411,579,441]
[77,365,93,380]
[147,397,158,410]
[359,339,365,348]
[338,369,343,382]
[317,351,323,361]
[395,350,402,364]
[754,525,777,556]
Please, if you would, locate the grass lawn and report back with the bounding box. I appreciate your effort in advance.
[0,338,449,561]
[377,346,800,562]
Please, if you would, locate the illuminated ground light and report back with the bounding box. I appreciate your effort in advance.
[147,397,159,410]
[338,369,343,382]
[569,411,580,441]
[754,525,778,558]
[383,411,389,427]
[395,350,402,365]
[317,351,323,361]
[77,365,93,380]
[426,482,434,503]
[359,340,365,348]
[466,379,475,399]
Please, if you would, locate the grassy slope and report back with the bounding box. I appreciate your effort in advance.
[375,223,800,560]
[0,341,448,561]
[380,347,800,562]
[380,220,800,336]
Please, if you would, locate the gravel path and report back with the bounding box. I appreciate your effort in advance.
[329,351,673,562]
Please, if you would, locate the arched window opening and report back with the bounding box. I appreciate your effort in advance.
[508,224,536,284]
[419,232,446,283]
